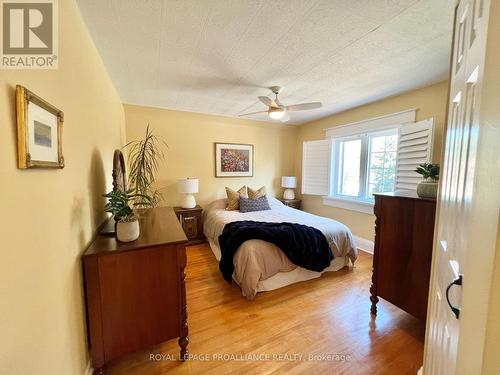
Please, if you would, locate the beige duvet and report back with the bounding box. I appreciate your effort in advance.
[203,197,358,298]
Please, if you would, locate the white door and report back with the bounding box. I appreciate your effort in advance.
[423,0,490,374]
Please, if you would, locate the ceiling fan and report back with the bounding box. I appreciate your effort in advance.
[239,86,322,122]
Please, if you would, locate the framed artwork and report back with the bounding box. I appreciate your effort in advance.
[214,143,253,177]
[15,85,64,169]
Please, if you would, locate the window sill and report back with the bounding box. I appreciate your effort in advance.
[322,196,374,214]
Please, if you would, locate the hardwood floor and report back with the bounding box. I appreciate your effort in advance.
[104,243,425,375]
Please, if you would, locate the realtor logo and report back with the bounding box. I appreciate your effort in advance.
[1,0,58,69]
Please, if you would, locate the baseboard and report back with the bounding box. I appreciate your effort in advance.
[84,360,93,375]
[354,235,374,254]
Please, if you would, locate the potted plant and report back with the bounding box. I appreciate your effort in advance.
[124,124,167,207]
[415,163,440,199]
[103,189,152,242]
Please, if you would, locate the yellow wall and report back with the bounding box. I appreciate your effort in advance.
[294,81,449,240]
[0,1,125,374]
[124,105,297,207]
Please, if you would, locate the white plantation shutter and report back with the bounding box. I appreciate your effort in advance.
[395,118,434,191]
[301,140,331,195]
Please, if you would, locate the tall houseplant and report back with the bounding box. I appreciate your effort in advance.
[415,163,440,199]
[124,124,167,207]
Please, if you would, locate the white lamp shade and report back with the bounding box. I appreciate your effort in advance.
[178,178,199,194]
[281,176,297,188]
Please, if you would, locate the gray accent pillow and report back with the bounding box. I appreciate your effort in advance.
[239,196,271,213]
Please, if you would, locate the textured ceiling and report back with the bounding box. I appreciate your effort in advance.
[76,0,453,125]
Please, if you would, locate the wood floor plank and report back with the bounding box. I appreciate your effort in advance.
[104,243,424,375]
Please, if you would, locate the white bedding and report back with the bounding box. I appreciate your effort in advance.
[208,239,351,294]
[203,197,358,298]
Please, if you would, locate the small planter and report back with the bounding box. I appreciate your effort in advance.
[116,219,140,242]
[417,180,438,199]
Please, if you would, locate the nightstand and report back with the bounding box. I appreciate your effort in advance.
[174,205,204,244]
[278,198,302,210]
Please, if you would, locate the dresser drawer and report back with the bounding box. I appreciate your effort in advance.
[98,247,179,362]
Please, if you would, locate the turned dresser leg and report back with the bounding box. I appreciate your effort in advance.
[179,335,189,361]
[178,263,189,361]
[370,283,379,315]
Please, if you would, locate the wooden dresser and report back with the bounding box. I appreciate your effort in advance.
[83,207,189,373]
[370,191,436,321]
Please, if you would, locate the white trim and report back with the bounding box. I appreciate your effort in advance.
[325,108,416,138]
[323,196,374,214]
[354,235,374,254]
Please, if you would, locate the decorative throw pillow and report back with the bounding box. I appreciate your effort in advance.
[239,196,271,213]
[225,186,248,210]
[247,186,266,200]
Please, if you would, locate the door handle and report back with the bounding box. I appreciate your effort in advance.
[445,274,463,319]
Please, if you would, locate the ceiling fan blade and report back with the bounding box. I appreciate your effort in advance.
[258,96,277,107]
[286,102,322,111]
[279,112,290,122]
[238,110,268,117]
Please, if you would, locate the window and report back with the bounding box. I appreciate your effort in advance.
[336,138,362,197]
[367,132,398,197]
[301,110,434,215]
[331,130,398,204]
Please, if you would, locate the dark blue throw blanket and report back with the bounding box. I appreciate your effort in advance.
[218,220,333,283]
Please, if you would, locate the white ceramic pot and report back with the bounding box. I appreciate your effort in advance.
[417,180,438,199]
[116,219,140,242]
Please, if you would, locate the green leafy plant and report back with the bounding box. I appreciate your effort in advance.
[124,124,167,207]
[415,163,440,181]
[103,189,153,222]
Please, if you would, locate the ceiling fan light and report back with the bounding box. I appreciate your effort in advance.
[268,107,285,119]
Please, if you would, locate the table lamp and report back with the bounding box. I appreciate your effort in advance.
[281,176,297,200]
[178,178,199,208]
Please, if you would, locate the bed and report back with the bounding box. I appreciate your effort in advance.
[203,197,358,299]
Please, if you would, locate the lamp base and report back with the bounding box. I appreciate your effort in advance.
[181,194,196,209]
[283,189,295,200]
